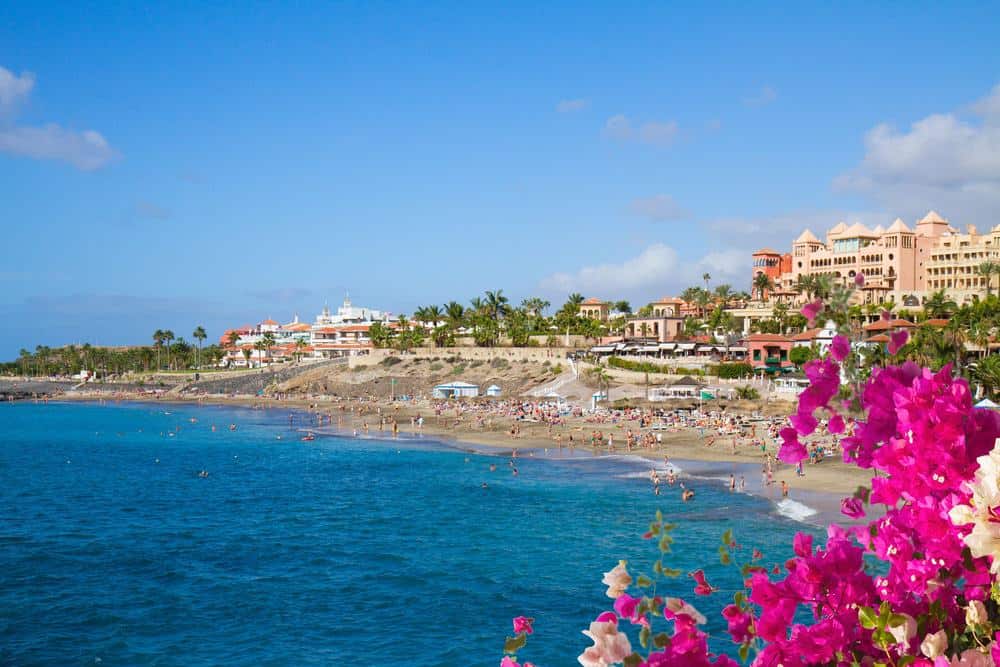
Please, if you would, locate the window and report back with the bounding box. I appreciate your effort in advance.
[753,350,761,361]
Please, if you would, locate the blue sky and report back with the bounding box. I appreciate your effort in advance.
[2,2,1000,357]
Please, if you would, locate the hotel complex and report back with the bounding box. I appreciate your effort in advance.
[220,296,393,367]
[753,211,1000,306]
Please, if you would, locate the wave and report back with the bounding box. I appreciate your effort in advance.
[774,498,819,523]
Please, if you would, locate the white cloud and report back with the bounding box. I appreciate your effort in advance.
[556,98,588,113]
[603,114,678,147]
[834,82,1000,222]
[704,209,889,247]
[0,125,117,171]
[0,64,117,171]
[539,243,749,297]
[540,243,680,294]
[629,194,689,222]
[742,85,777,108]
[0,66,34,114]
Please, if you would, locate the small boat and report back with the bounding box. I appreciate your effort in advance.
[301,433,316,442]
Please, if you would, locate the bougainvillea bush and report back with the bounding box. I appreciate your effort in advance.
[502,295,1000,667]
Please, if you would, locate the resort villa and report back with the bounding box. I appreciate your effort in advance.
[753,211,1000,307]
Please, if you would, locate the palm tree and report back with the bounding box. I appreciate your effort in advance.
[469,297,485,315]
[702,272,711,291]
[923,289,958,319]
[613,300,632,315]
[753,273,773,302]
[162,330,175,370]
[253,339,267,368]
[521,297,551,318]
[242,347,253,368]
[227,330,241,347]
[484,290,509,321]
[294,337,308,363]
[567,293,585,308]
[713,284,733,307]
[261,332,276,366]
[972,355,1000,399]
[794,274,816,300]
[193,326,207,369]
[976,261,999,297]
[152,329,166,370]
[423,305,444,327]
[445,301,466,328]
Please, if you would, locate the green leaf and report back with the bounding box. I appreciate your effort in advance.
[655,509,663,523]
[624,654,643,667]
[722,528,733,545]
[734,591,746,607]
[858,606,877,630]
[636,575,653,588]
[503,633,527,653]
[888,613,909,628]
[639,625,651,649]
[738,643,750,663]
[659,534,672,553]
[653,632,670,648]
[898,656,916,667]
[661,566,681,577]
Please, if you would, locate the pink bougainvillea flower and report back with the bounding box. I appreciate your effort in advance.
[830,334,850,361]
[888,329,909,354]
[512,616,534,635]
[881,309,891,322]
[854,272,865,287]
[778,426,808,464]
[500,657,520,667]
[828,413,845,434]
[613,593,642,624]
[840,496,865,519]
[663,597,707,625]
[801,299,823,325]
[690,569,716,595]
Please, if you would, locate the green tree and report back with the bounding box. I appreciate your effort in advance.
[162,330,175,370]
[152,329,166,370]
[613,300,632,315]
[753,273,773,301]
[923,289,958,319]
[977,261,999,297]
[193,326,207,369]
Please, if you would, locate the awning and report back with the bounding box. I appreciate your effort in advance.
[677,343,696,350]
[639,345,660,352]
[658,343,677,350]
[590,345,615,352]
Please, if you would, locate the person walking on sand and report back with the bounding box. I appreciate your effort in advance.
[781,480,789,497]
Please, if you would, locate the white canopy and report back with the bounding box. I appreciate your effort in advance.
[976,398,999,409]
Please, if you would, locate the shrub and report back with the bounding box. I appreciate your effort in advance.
[380,356,402,367]
[490,358,509,369]
[607,356,670,374]
[716,362,753,379]
[470,359,485,368]
[429,362,443,371]
[734,385,760,400]
[451,364,465,375]
[551,363,563,374]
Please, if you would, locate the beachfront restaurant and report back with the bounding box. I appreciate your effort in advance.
[432,381,480,399]
[648,376,704,401]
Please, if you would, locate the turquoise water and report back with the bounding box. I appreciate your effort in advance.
[0,402,814,665]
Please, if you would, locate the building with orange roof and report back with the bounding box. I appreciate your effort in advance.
[579,297,610,322]
[751,210,1000,308]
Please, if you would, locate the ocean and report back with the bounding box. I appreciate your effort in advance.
[0,401,819,666]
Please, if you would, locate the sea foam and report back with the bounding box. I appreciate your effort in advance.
[775,498,819,523]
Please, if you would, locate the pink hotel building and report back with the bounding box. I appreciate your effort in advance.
[752,211,1000,306]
